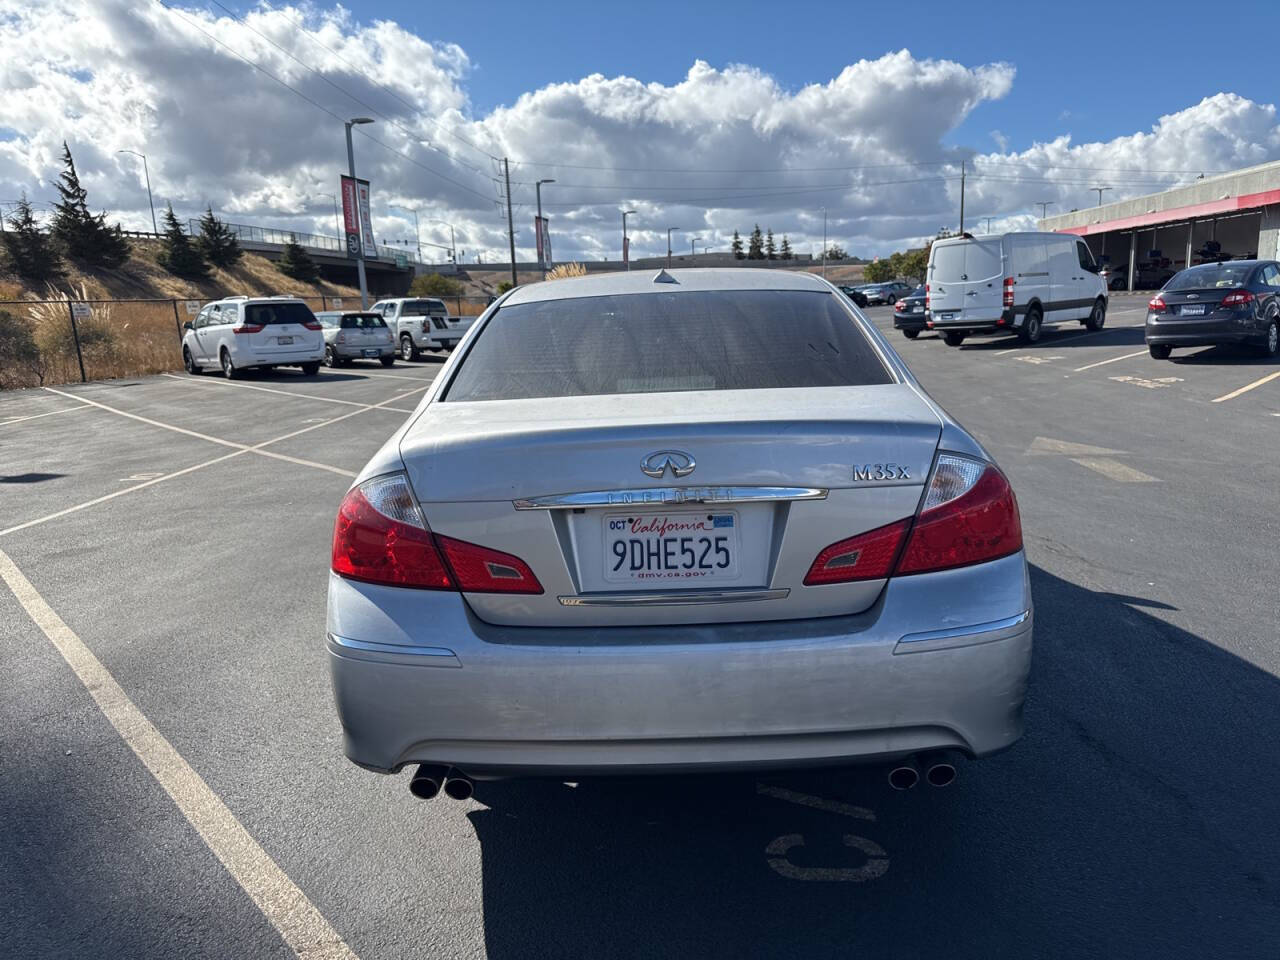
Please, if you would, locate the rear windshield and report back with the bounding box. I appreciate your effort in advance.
[340,313,387,329]
[246,302,316,326]
[1165,263,1255,290]
[443,290,892,402]
[930,240,1002,283]
[400,299,446,315]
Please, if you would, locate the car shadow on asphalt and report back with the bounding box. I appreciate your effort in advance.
[959,327,1148,351]
[467,565,1280,959]
[1167,345,1278,367]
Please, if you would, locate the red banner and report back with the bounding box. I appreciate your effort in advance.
[340,176,361,258]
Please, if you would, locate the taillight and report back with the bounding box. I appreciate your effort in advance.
[804,519,911,585]
[1221,289,1254,307]
[1148,296,1167,312]
[436,536,543,594]
[895,455,1022,575]
[924,284,930,309]
[232,324,264,335]
[1002,277,1015,308]
[331,473,542,593]
[302,321,322,330]
[332,474,451,590]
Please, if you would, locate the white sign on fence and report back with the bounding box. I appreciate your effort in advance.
[331,298,343,309]
[70,302,92,320]
[185,300,201,316]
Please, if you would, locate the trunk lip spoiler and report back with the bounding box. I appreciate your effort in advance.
[513,485,828,510]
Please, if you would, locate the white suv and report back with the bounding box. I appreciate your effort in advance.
[182,296,325,378]
[372,297,465,360]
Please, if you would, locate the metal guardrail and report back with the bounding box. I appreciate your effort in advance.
[186,219,420,264]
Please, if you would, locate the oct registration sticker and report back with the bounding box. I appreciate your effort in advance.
[603,512,740,585]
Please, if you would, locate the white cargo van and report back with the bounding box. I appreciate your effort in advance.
[926,232,1108,345]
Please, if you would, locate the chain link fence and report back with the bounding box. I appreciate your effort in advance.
[0,295,493,390]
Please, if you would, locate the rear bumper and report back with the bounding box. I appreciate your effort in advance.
[236,347,325,366]
[1145,315,1254,346]
[334,343,395,358]
[893,312,928,331]
[326,552,1034,776]
[927,308,1014,333]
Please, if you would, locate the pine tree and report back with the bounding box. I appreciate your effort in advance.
[1,195,60,280]
[765,228,777,260]
[747,224,764,260]
[731,230,744,260]
[51,142,129,268]
[279,236,319,282]
[156,203,208,278]
[779,235,793,260]
[196,205,242,268]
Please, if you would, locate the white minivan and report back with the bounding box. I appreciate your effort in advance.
[926,232,1108,345]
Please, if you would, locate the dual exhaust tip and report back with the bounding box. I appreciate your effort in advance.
[888,754,957,790]
[409,764,473,801]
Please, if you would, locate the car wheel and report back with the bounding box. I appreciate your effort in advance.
[379,356,395,368]
[324,345,339,368]
[220,348,240,379]
[1018,307,1043,343]
[183,346,202,375]
[1148,344,1172,360]
[903,329,920,340]
[400,335,419,362]
[943,331,966,347]
[301,361,320,376]
[1260,318,1279,358]
[1084,299,1106,331]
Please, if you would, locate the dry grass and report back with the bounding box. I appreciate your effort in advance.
[544,262,588,280]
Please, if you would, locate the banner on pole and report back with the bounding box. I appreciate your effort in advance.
[356,179,377,259]
[534,215,552,269]
[339,176,361,259]
[623,235,629,266]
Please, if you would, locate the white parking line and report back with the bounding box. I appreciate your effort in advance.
[354,370,439,383]
[994,324,1144,356]
[1212,370,1280,403]
[0,403,93,426]
[1070,457,1160,483]
[160,373,415,414]
[756,783,876,821]
[1072,349,1150,372]
[0,546,360,960]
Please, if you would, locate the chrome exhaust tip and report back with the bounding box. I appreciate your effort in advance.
[925,762,957,788]
[408,764,449,800]
[887,761,920,791]
[443,773,474,801]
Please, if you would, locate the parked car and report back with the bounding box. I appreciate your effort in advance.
[1099,262,1128,290]
[926,232,1107,345]
[327,268,1032,800]
[863,281,912,305]
[1145,259,1280,359]
[838,284,869,307]
[892,284,929,338]
[182,296,324,378]
[314,311,396,367]
[371,297,459,360]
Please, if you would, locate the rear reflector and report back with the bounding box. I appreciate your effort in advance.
[896,456,1022,575]
[436,535,543,594]
[804,519,910,585]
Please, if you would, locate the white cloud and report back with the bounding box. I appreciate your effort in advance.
[2,2,1279,262]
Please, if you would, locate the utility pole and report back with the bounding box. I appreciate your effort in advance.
[821,207,827,279]
[1092,186,1111,207]
[622,209,636,270]
[1035,201,1053,220]
[690,236,699,257]
[117,150,158,234]
[503,157,517,287]
[535,179,554,271]
[344,117,374,308]
[959,159,965,234]
[983,216,993,234]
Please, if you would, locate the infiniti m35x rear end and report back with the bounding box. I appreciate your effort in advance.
[327,269,1032,789]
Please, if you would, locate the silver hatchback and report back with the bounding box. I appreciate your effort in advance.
[327,269,1032,798]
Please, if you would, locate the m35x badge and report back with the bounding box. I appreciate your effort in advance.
[853,463,910,482]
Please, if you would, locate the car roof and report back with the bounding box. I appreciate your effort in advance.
[503,268,831,305]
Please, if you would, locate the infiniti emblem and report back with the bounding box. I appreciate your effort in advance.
[640,450,696,479]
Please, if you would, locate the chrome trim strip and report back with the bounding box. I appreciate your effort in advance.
[560,588,790,607]
[894,610,1030,654]
[515,486,827,510]
[327,633,459,661]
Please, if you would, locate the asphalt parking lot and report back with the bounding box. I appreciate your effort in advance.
[3,298,1279,959]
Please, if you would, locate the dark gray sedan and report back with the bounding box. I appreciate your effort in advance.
[1145,260,1280,359]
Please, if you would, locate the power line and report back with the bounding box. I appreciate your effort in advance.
[153,0,495,203]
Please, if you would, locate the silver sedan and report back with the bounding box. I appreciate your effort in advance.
[327,269,1032,800]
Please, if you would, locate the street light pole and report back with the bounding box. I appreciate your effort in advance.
[667,226,680,268]
[690,236,699,257]
[535,179,555,271]
[315,192,340,239]
[821,207,827,279]
[1092,186,1112,207]
[344,117,374,308]
[424,218,457,265]
[622,209,636,270]
[117,150,157,234]
[1035,201,1054,219]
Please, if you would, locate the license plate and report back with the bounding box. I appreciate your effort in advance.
[603,512,740,585]
[277,336,293,344]
[362,348,380,357]
[938,312,956,321]
[1180,304,1206,316]
[909,305,920,313]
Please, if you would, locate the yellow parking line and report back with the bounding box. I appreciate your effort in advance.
[1212,370,1280,403]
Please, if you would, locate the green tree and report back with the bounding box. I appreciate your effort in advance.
[50,142,129,268]
[747,224,764,260]
[0,310,45,388]
[195,205,242,268]
[1,195,60,280]
[779,235,793,260]
[862,259,893,283]
[409,272,463,297]
[156,203,209,278]
[496,280,514,294]
[765,228,776,260]
[278,236,319,282]
[824,244,847,261]
[731,230,744,260]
